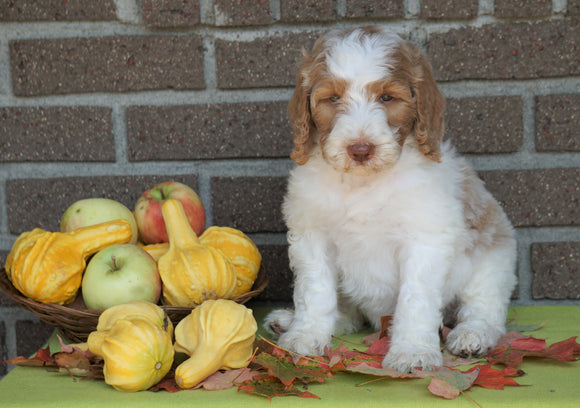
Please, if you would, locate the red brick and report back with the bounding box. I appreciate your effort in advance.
[569,0,580,15]
[446,96,523,153]
[214,0,272,26]
[0,0,116,21]
[142,0,201,27]
[11,35,205,96]
[254,245,292,302]
[5,175,199,234]
[216,32,319,89]
[0,321,5,376]
[420,0,478,19]
[480,169,580,227]
[345,0,404,18]
[280,0,338,22]
[0,251,17,307]
[532,242,580,300]
[427,20,580,81]
[211,177,287,233]
[16,320,54,357]
[535,94,580,152]
[0,107,114,162]
[127,101,293,161]
[495,0,552,18]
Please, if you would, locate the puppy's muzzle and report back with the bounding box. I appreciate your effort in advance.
[347,143,375,164]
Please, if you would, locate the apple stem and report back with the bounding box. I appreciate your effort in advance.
[111,255,118,271]
[160,188,166,200]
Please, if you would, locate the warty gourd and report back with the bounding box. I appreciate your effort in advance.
[88,316,174,392]
[157,199,237,306]
[173,299,257,388]
[5,220,132,305]
[199,226,262,298]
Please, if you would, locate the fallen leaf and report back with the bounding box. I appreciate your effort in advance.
[252,352,329,387]
[364,336,390,355]
[486,335,580,367]
[193,368,261,391]
[465,364,524,390]
[2,346,53,367]
[238,375,320,400]
[425,367,479,400]
[345,361,417,379]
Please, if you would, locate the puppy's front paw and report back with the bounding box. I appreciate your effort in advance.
[446,321,503,357]
[382,342,443,373]
[264,309,295,336]
[278,329,331,357]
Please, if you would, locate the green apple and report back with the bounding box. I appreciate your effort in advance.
[60,198,138,244]
[82,244,161,309]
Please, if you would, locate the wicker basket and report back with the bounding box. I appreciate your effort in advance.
[0,266,268,343]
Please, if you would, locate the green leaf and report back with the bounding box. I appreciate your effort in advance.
[238,375,320,400]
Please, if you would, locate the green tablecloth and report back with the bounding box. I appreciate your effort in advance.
[1,306,579,407]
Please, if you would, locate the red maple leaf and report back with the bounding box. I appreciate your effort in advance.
[2,345,53,367]
[465,364,525,390]
[486,335,580,367]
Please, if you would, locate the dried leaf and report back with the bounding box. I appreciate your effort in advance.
[364,336,390,355]
[252,352,329,387]
[193,368,261,391]
[346,361,417,379]
[53,349,91,377]
[149,378,182,393]
[486,335,580,367]
[2,346,53,367]
[465,364,524,390]
[238,375,320,400]
[425,367,479,400]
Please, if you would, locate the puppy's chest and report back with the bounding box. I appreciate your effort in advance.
[321,180,404,234]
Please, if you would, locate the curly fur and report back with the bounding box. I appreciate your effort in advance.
[265,26,517,373]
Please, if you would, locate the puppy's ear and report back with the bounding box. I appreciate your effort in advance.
[288,53,316,165]
[408,44,446,162]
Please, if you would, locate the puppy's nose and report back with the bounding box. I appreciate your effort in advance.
[347,143,375,163]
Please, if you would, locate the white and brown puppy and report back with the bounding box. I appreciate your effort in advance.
[264,26,517,373]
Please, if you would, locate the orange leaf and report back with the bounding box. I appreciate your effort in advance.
[466,364,524,390]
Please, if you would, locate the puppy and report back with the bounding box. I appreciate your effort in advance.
[264,26,517,373]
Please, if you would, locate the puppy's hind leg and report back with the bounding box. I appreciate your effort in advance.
[446,243,517,357]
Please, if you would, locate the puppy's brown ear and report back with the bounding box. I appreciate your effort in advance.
[288,54,315,165]
[409,44,446,162]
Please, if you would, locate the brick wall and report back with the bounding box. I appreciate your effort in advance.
[0,0,578,377]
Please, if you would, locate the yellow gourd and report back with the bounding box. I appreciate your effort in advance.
[88,316,174,392]
[139,242,169,262]
[174,299,257,389]
[87,300,173,353]
[5,220,132,305]
[200,226,262,297]
[157,199,237,306]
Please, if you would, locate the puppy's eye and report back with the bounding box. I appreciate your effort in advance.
[329,95,341,103]
[379,94,393,103]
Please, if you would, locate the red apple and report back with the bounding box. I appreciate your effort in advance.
[134,181,205,244]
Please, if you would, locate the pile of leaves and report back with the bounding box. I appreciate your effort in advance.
[4,319,580,403]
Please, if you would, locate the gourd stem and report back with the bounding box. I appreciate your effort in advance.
[161,199,201,248]
[69,220,132,256]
